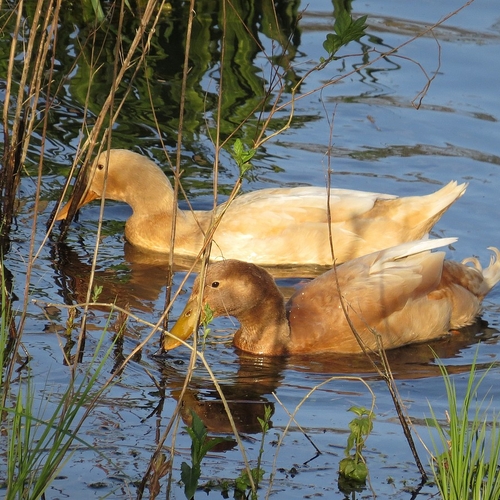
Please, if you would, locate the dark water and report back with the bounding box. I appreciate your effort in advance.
[1,0,500,498]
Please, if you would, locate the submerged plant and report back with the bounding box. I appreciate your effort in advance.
[338,406,374,487]
[427,353,500,500]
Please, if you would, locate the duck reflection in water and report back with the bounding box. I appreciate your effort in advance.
[52,242,174,312]
[149,354,290,451]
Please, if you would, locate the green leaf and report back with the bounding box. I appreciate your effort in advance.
[201,303,214,345]
[181,461,199,500]
[323,33,342,58]
[348,406,371,417]
[235,471,251,493]
[182,411,233,499]
[199,436,229,457]
[232,139,255,177]
[334,10,351,35]
[323,13,367,58]
[339,457,368,483]
[191,410,207,440]
[91,284,103,301]
[233,138,244,158]
[235,467,265,493]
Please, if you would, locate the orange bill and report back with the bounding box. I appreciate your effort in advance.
[55,189,100,221]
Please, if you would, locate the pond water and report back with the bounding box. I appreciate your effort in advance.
[1,0,500,498]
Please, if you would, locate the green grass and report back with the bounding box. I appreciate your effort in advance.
[181,410,230,500]
[0,285,119,499]
[427,351,500,500]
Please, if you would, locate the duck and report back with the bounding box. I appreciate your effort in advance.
[158,238,500,356]
[56,149,467,267]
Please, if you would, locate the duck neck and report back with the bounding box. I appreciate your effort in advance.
[127,174,177,218]
[233,292,291,356]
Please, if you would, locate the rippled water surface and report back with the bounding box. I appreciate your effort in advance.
[2,0,500,498]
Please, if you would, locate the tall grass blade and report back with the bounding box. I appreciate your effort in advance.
[427,350,500,500]
[2,329,119,499]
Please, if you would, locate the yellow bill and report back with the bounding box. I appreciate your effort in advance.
[162,296,204,351]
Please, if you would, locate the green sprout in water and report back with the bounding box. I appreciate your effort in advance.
[338,406,374,488]
[91,284,103,302]
[181,411,229,500]
[201,303,214,349]
[235,404,273,499]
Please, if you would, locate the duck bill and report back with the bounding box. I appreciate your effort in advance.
[162,297,202,351]
[55,189,100,221]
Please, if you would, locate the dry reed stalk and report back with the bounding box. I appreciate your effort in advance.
[320,96,432,480]
[45,0,166,378]
[2,0,65,404]
[139,0,263,492]
[2,0,59,229]
[326,206,430,481]
[52,0,164,236]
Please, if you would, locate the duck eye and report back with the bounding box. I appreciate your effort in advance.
[97,163,104,170]
[211,281,219,288]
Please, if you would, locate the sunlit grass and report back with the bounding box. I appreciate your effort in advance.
[427,352,500,500]
[1,329,119,499]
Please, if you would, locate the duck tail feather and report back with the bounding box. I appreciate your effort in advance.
[392,237,458,261]
[421,181,467,216]
[481,247,500,291]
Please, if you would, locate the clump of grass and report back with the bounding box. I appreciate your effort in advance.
[2,329,117,500]
[427,352,500,500]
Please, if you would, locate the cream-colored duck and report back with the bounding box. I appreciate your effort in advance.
[159,238,500,356]
[56,149,466,267]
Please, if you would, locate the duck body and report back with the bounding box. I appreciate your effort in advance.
[161,238,500,356]
[57,149,467,267]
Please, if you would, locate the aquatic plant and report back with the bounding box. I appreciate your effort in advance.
[181,411,230,500]
[323,10,368,59]
[427,352,500,500]
[235,404,273,499]
[338,406,374,487]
